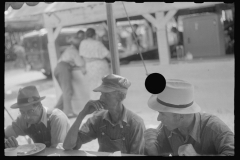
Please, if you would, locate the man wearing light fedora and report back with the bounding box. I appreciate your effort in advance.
[5,86,70,148]
[63,74,146,155]
[144,79,234,156]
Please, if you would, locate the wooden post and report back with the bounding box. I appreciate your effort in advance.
[106,3,120,75]
[43,13,63,101]
[156,12,170,65]
[45,27,62,100]
[143,10,177,65]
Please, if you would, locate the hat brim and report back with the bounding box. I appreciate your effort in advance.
[10,96,46,109]
[93,85,116,93]
[148,94,201,114]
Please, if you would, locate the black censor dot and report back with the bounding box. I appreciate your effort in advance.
[145,73,166,94]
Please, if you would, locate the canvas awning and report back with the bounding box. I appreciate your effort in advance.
[5,2,223,32]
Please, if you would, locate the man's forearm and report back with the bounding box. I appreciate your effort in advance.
[63,111,86,150]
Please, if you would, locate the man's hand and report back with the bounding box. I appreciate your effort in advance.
[144,128,159,155]
[178,144,199,156]
[5,136,18,148]
[81,100,105,116]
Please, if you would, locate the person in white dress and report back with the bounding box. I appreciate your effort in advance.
[79,28,111,100]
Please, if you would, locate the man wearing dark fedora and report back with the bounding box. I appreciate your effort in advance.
[5,86,70,148]
[63,74,146,155]
[144,79,234,156]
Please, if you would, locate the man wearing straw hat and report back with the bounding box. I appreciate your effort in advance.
[144,79,234,156]
[63,74,146,155]
[5,86,70,148]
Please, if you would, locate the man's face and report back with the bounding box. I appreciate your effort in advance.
[77,33,85,41]
[99,91,119,109]
[19,103,42,125]
[157,112,180,131]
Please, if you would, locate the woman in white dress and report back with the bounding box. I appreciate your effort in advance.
[79,28,111,100]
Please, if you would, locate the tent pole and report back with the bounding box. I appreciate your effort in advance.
[106,3,120,75]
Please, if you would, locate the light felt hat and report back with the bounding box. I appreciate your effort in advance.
[10,86,45,109]
[93,74,131,94]
[148,79,201,114]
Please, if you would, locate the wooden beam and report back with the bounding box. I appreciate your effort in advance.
[45,2,220,28]
[44,2,175,28]
[53,25,62,40]
[157,10,177,28]
[142,14,159,28]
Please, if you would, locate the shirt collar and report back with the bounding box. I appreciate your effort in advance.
[27,106,48,128]
[103,105,128,126]
[188,113,201,143]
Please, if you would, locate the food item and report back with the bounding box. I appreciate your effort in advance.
[17,144,37,155]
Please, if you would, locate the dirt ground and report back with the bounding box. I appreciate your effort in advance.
[4,56,234,151]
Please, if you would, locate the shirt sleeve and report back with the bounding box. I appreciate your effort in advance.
[128,118,146,155]
[73,116,99,150]
[144,128,160,155]
[5,115,28,138]
[214,131,234,156]
[210,117,235,156]
[50,110,71,148]
[96,41,109,59]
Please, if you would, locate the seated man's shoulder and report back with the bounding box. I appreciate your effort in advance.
[48,108,68,121]
[199,112,232,133]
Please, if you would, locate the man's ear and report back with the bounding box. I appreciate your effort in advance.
[179,114,185,121]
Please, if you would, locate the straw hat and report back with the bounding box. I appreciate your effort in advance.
[148,79,201,114]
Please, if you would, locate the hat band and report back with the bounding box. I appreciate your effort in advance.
[17,96,40,105]
[157,97,193,109]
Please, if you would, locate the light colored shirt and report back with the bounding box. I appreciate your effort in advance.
[5,107,70,148]
[79,38,109,59]
[59,45,85,68]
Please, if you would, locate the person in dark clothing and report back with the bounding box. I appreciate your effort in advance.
[131,24,144,50]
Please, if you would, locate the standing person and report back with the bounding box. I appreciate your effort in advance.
[63,74,146,155]
[77,30,85,40]
[13,41,28,70]
[71,31,91,115]
[79,28,111,100]
[5,86,70,148]
[54,33,87,118]
[131,24,144,52]
[144,79,234,156]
